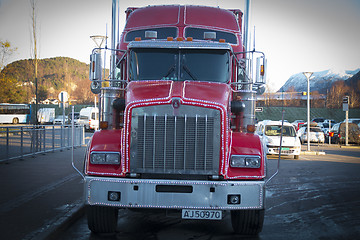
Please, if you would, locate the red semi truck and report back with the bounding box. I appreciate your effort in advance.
[81,1,272,235]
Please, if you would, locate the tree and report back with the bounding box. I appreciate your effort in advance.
[0,40,17,70]
[327,81,350,108]
[0,73,26,103]
[38,85,48,101]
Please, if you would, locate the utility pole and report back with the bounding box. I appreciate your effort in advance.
[303,72,313,152]
[343,96,349,146]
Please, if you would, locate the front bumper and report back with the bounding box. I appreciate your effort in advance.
[267,146,300,156]
[84,177,265,210]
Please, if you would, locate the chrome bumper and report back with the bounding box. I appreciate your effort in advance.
[84,177,265,210]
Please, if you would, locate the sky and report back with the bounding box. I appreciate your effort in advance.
[0,0,359,92]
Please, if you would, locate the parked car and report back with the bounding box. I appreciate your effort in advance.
[291,120,305,131]
[311,118,325,123]
[67,112,80,125]
[53,115,68,125]
[297,126,325,144]
[347,118,360,125]
[77,107,99,131]
[328,122,360,144]
[323,119,336,125]
[256,120,301,159]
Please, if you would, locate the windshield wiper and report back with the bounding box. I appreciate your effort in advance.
[163,65,175,79]
[182,65,197,80]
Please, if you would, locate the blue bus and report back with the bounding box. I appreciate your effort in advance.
[0,103,31,124]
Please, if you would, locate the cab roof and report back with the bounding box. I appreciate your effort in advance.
[125,5,240,32]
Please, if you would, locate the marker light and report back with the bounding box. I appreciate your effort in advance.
[167,37,174,41]
[176,37,184,41]
[230,155,261,168]
[247,124,256,133]
[100,121,108,130]
[186,37,193,41]
[135,37,141,41]
[219,39,226,43]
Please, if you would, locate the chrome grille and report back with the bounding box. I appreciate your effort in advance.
[130,104,221,175]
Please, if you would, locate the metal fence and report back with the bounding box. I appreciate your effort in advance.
[0,125,85,162]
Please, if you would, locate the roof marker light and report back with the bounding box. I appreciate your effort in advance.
[167,37,174,41]
[145,30,157,39]
[204,32,216,40]
[176,37,184,41]
[219,39,226,43]
[186,37,193,41]
[135,37,141,41]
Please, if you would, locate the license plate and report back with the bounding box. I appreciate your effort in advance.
[279,147,290,150]
[181,209,222,220]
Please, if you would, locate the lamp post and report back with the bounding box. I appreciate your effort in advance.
[303,72,313,151]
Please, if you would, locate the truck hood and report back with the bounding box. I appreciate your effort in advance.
[126,80,231,107]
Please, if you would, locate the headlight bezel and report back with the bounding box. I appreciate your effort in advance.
[90,152,121,165]
[230,155,261,168]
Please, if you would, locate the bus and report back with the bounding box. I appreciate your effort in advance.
[0,103,31,124]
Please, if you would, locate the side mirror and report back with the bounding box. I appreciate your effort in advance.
[255,57,266,84]
[89,53,102,81]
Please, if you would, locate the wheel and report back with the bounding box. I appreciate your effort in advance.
[231,209,264,235]
[294,155,299,159]
[12,117,19,124]
[86,205,118,234]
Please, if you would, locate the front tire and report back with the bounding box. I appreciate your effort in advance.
[86,205,118,234]
[231,209,264,235]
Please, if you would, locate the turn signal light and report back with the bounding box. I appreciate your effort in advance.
[247,124,256,133]
[100,121,108,130]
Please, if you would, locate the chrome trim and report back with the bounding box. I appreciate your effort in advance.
[128,40,232,50]
[85,176,265,210]
[130,104,221,175]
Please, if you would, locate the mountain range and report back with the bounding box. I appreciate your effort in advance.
[280,68,360,94]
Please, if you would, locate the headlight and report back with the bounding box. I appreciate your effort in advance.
[90,152,120,165]
[230,155,261,168]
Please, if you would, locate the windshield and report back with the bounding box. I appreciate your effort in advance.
[129,48,230,82]
[265,125,296,137]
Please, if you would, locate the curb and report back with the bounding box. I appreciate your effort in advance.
[35,202,85,240]
[300,151,326,155]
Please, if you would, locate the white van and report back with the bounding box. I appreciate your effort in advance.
[37,108,55,124]
[78,107,99,131]
[256,120,301,159]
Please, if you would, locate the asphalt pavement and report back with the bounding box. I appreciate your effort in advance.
[0,143,359,240]
[0,146,86,240]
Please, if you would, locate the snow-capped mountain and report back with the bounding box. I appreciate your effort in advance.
[280,68,360,93]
